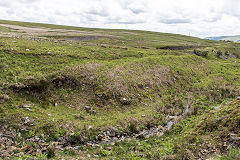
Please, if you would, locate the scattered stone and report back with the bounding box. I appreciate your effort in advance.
[158,125,164,131]
[23,117,30,124]
[89,110,96,114]
[225,101,231,105]
[102,136,111,142]
[48,114,52,116]
[89,76,94,80]
[164,121,173,130]
[169,116,178,120]
[184,104,190,114]
[215,116,225,122]
[6,146,17,153]
[88,125,93,130]
[106,147,113,151]
[74,114,84,120]
[9,83,28,90]
[0,94,10,101]
[85,106,91,112]
[214,105,221,110]
[96,134,103,141]
[110,142,115,146]
[94,155,99,158]
[26,108,32,112]
[1,152,10,158]
[230,133,240,141]
[46,146,56,158]
[26,49,30,51]
[120,97,131,105]
[142,115,146,117]
[136,133,145,139]
[97,94,103,97]
[30,136,40,142]
[87,154,91,158]
[105,127,119,137]
[85,106,96,114]
[22,104,32,111]
[219,55,227,60]
[237,96,240,100]
[86,143,93,147]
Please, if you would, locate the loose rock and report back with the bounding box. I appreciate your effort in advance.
[23,117,30,124]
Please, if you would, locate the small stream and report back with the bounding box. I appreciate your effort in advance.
[87,104,191,146]
[62,100,234,149]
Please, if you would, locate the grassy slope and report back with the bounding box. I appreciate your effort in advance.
[0,20,239,159]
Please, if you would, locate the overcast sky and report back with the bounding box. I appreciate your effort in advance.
[0,0,240,38]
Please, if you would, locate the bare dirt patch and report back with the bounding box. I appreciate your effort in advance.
[156,45,199,50]
[65,36,105,41]
[0,24,111,40]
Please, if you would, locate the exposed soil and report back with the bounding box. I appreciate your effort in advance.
[65,36,105,41]
[156,45,200,50]
[0,24,109,40]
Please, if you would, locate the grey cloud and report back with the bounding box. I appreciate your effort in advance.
[222,0,240,19]
[6,9,15,15]
[106,15,145,25]
[117,20,145,24]
[204,14,222,22]
[106,20,145,24]
[84,15,99,22]
[128,8,145,14]
[55,10,67,16]
[0,1,11,7]
[124,1,146,14]
[20,0,39,2]
[106,18,145,24]
[160,18,192,24]
[86,9,109,17]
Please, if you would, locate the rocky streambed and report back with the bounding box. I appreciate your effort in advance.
[1,98,239,159]
[61,99,238,150]
[61,103,190,149]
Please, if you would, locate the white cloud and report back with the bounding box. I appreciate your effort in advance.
[0,0,239,37]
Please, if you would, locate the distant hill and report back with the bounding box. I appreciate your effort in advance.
[206,35,240,42]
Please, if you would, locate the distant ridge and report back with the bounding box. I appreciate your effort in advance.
[206,35,240,42]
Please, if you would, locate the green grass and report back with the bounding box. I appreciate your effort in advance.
[0,20,239,159]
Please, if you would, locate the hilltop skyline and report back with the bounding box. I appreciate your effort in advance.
[0,0,240,38]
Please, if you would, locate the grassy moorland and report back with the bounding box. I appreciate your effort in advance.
[0,20,239,159]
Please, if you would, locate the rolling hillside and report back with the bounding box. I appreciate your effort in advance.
[0,20,239,159]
